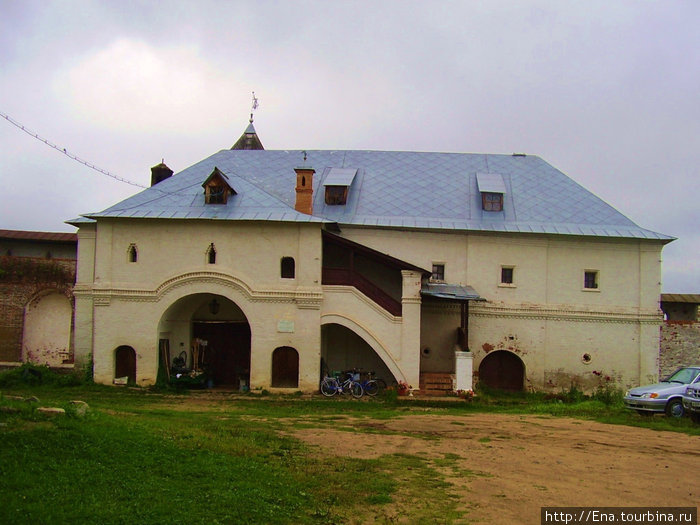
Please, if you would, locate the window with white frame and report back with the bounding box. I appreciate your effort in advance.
[500,266,514,285]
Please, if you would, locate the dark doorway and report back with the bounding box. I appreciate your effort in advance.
[115,345,136,383]
[271,346,299,387]
[193,322,250,387]
[478,351,524,391]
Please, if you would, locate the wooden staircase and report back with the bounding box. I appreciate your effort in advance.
[418,372,454,396]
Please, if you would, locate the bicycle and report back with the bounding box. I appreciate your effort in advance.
[349,368,386,397]
[320,371,364,398]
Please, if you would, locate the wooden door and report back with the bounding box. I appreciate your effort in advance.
[271,346,299,387]
[115,346,136,383]
[193,322,250,386]
[478,351,524,391]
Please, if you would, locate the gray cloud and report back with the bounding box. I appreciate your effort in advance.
[1,0,698,291]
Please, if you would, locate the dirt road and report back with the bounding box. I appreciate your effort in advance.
[291,413,699,524]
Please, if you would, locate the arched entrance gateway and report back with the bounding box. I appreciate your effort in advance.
[158,293,250,388]
[478,350,525,391]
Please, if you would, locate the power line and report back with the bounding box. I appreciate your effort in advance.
[1,110,148,189]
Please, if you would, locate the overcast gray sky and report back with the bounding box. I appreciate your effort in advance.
[1,0,698,292]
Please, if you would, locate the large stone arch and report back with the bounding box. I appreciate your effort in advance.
[154,271,257,322]
[321,313,405,384]
[157,289,251,388]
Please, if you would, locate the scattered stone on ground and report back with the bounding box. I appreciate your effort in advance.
[69,400,89,417]
[37,407,66,416]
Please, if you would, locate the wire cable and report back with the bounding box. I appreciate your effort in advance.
[1,110,148,189]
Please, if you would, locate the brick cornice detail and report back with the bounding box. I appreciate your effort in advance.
[81,271,323,308]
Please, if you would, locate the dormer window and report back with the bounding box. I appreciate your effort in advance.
[323,168,357,206]
[476,173,506,212]
[482,192,503,212]
[325,186,348,205]
[202,167,236,205]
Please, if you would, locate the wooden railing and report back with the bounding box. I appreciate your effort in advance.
[322,267,402,316]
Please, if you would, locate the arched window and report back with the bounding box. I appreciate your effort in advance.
[281,257,295,279]
[207,243,217,264]
[271,346,299,387]
[128,244,138,263]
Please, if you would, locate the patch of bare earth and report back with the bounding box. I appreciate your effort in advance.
[290,414,699,524]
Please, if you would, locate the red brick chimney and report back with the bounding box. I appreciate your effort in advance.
[294,166,315,215]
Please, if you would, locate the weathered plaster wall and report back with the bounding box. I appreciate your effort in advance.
[342,227,665,391]
[0,256,75,363]
[75,219,326,389]
[660,321,700,377]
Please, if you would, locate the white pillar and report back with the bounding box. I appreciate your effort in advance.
[400,270,422,388]
[454,350,473,391]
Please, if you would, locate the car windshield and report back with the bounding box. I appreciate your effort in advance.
[663,368,700,384]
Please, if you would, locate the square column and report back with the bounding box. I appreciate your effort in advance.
[455,350,473,391]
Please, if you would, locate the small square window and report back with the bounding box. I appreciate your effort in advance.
[325,186,348,205]
[584,270,599,289]
[431,264,445,282]
[482,192,503,212]
[501,267,514,285]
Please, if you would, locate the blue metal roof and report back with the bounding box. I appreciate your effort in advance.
[476,172,507,194]
[323,167,358,187]
[83,149,673,241]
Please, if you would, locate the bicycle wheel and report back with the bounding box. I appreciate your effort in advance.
[364,380,379,396]
[350,381,364,398]
[320,378,337,397]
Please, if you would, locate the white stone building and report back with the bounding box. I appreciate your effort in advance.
[70,122,673,393]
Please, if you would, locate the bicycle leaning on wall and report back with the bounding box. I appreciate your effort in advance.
[320,371,364,398]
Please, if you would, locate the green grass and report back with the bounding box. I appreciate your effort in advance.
[1,372,698,524]
[0,385,463,524]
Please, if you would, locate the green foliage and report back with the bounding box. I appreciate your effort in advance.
[0,256,74,285]
[0,362,83,388]
[559,384,587,404]
[81,355,94,384]
[381,387,399,404]
[591,383,624,407]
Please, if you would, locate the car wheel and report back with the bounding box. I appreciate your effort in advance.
[664,399,684,418]
[690,412,700,424]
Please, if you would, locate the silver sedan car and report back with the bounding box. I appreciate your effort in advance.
[623,366,700,418]
[682,383,700,424]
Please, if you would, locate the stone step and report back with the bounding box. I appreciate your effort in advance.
[418,373,454,396]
